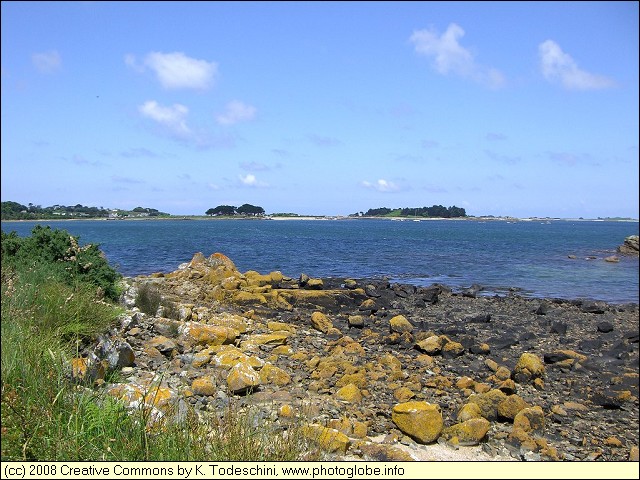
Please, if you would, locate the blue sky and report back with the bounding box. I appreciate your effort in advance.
[2,1,638,218]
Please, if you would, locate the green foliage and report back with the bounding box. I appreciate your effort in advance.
[206,204,265,216]
[1,226,121,301]
[364,204,467,218]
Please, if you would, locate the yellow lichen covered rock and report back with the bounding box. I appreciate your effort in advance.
[226,361,261,394]
[513,353,545,384]
[179,322,237,346]
[335,383,363,403]
[301,424,350,453]
[513,405,545,434]
[457,402,484,422]
[259,362,291,386]
[441,417,491,445]
[191,376,217,396]
[391,401,443,444]
[390,315,414,333]
[498,394,530,421]
[311,311,333,333]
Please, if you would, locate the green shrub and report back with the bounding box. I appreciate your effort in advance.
[1,226,122,301]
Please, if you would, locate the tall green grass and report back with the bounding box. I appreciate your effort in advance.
[1,228,316,461]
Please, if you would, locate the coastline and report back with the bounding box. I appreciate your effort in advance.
[83,253,639,462]
[3,215,639,223]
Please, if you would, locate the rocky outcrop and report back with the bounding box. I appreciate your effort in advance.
[69,251,638,462]
[618,235,639,256]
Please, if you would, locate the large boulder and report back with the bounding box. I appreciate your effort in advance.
[391,401,443,444]
[617,235,639,256]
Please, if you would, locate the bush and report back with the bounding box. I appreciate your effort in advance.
[1,226,121,300]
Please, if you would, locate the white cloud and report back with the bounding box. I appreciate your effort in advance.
[128,52,217,90]
[409,23,505,89]
[138,100,191,136]
[32,50,61,73]
[238,174,268,188]
[538,40,615,90]
[362,179,401,193]
[216,101,257,125]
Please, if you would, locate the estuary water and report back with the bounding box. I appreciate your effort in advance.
[2,218,638,304]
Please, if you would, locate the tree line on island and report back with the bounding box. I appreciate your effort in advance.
[357,205,467,218]
[1,201,169,220]
[205,204,265,216]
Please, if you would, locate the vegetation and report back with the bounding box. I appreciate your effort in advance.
[1,201,169,220]
[205,203,265,216]
[359,205,467,218]
[0,227,316,461]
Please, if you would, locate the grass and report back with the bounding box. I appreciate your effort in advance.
[1,259,317,461]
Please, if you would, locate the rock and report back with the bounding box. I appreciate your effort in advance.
[617,235,639,256]
[301,424,350,454]
[306,278,324,290]
[192,376,217,396]
[456,402,483,422]
[468,389,508,421]
[580,300,606,314]
[441,417,491,446]
[348,315,365,328]
[311,311,333,333]
[95,337,135,369]
[389,315,414,333]
[391,401,443,444]
[442,341,465,358]
[179,322,237,346]
[597,321,614,333]
[69,355,105,384]
[513,406,545,434]
[513,353,545,384]
[259,363,291,386]
[415,335,445,355]
[145,335,177,354]
[604,256,620,263]
[226,361,261,394]
[498,394,530,421]
[335,383,362,403]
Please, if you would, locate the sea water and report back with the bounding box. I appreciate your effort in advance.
[2,218,638,304]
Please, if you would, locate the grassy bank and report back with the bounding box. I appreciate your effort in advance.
[1,226,313,461]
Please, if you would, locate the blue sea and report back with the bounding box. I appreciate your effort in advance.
[2,218,638,304]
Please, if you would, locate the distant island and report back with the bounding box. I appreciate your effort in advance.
[1,201,637,222]
[1,201,170,220]
[352,205,467,218]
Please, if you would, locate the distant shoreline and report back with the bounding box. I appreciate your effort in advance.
[2,215,639,223]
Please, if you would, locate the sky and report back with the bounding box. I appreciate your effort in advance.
[1,1,638,218]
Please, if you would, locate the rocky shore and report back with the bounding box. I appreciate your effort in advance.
[71,252,639,462]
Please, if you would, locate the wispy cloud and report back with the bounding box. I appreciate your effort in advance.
[32,50,61,73]
[111,175,144,184]
[309,134,342,147]
[484,149,521,164]
[362,179,403,193]
[138,100,191,137]
[216,101,257,125]
[421,139,439,149]
[486,132,507,141]
[126,51,217,90]
[240,161,271,171]
[410,23,505,89]
[538,40,615,90]
[120,147,161,159]
[546,151,599,166]
[238,173,268,188]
